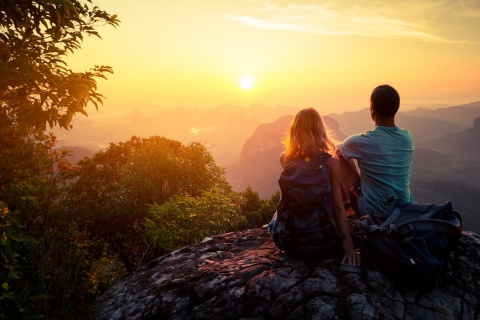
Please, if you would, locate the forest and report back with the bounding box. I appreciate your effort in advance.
[0,1,279,318]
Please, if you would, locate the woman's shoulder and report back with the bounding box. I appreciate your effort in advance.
[280,152,286,168]
[325,153,339,167]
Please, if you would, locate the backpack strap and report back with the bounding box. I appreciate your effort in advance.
[312,154,345,240]
[312,153,331,167]
[358,208,402,235]
[397,219,461,236]
[273,211,291,249]
[360,216,461,239]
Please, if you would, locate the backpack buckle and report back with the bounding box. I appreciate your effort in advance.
[359,215,376,231]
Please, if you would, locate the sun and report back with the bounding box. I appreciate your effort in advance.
[239,76,255,90]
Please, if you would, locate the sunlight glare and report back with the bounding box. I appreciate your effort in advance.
[239,76,255,90]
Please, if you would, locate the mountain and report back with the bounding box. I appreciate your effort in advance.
[403,101,480,126]
[56,146,96,163]
[435,117,480,156]
[225,116,289,198]
[326,108,371,137]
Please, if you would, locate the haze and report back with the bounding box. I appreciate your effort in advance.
[57,0,480,163]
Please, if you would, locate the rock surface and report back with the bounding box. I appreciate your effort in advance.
[90,227,480,320]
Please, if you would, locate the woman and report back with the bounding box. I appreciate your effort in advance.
[281,108,359,266]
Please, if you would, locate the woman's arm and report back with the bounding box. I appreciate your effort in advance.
[335,147,360,190]
[327,156,360,266]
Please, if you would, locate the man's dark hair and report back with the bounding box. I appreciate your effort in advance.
[370,84,400,118]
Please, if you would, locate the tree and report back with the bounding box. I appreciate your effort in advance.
[0,203,40,320]
[0,0,120,131]
[238,186,279,229]
[0,1,119,317]
[0,132,97,319]
[68,136,229,272]
[121,139,227,207]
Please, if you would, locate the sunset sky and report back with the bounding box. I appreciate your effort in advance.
[68,0,480,116]
[56,0,480,158]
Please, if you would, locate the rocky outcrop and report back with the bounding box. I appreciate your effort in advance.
[90,227,480,320]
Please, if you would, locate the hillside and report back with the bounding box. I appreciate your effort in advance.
[56,146,96,163]
[402,101,480,126]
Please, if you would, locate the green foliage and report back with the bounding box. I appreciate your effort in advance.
[121,138,228,206]
[33,204,103,319]
[0,125,278,317]
[146,187,280,253]
[0,0,120,130]
[68,136,229,272]
[0,130,105,319]
[238,187,279,229]
[0,1,124,317]
[146,189,246,251]
[0,203,43,320]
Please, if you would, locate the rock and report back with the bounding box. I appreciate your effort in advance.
[90,228,480,320]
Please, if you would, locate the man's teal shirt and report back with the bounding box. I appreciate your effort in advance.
[339,126,414,216]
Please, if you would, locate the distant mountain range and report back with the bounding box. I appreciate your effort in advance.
[55,104,301,167]
[226,101,480,232]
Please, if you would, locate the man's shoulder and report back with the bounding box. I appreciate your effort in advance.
[342,130,374,144]
[397,127,413,137]
[373,126,413,138]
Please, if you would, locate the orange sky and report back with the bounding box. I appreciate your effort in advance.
[67,0,480,118]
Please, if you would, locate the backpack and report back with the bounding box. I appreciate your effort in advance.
[359,197,463,291]
[268,154,342,259]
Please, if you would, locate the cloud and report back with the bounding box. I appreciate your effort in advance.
[225,15,299,31]
[224,1,475,43]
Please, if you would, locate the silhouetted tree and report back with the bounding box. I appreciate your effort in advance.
[0,0,119,130]
[0,1,119,318]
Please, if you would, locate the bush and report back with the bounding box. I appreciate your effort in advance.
[146,189,246,252]
[0,203,43,319]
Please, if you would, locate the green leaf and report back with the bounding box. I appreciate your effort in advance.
[1,282,9,291]
[9,234,36,243]
[0,232,7,244]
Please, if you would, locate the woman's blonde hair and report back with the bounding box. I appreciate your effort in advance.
[283,108,336,163]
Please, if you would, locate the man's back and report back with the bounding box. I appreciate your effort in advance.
[339,126,414,216]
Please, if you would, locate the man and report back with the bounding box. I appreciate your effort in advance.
[337,84,414,217]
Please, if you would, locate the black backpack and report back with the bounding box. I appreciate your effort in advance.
[359,198,463,291]
[268,154,343,259]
